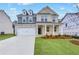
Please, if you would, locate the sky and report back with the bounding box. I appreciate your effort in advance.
[0,3,78,21]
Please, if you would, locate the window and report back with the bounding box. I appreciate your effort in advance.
[29,19,32,22]
[18,17,22,23]
[41,15,48,22]
[26,17,28,23]
[53,16,56,22]
[23,12,26,15]
[65,23,67,27]
[45,18,47,22]
[41,15,44,22]
[46,26,50,32]
[54,26,56,32]
[23,19,26,23]
[28,10,33,15]
[33,17,36,23]
[41,18,44,22]
[29,17,33,23]
[45,15,47,22]
[53,19,55,22]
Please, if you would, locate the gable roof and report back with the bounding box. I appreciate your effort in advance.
[37,6,58,16]
[61,12,79,22]
[17,9,35,17]
[0,10,12,23]
[0,10,10,19]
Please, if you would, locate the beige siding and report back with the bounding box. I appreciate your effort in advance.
[37,14,58,22]
[37,14,53,22]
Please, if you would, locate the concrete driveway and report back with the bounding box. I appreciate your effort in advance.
[0,35,35,55]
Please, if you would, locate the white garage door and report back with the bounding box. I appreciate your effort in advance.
[16,28,35,36]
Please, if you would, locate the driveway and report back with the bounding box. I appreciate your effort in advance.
[0,35,35,55]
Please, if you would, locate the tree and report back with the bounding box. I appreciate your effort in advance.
[74,3,79,12]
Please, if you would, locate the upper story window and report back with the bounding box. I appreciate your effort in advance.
[41,15,44,22]
[41,15,48,22]
[52,16,56,22]
[29,19,32,22]
[18,17,22,23]
[28,9,33,15]
[22,9,26,15]
[41,18,44,22]
[28,17,33,23]
[23,19,26,23]
[23,12,26,15]
[26,17,28,23]
[53,19,55,22]
[45,18,47,22]
[45,15,48,22]
[33,17,36,22]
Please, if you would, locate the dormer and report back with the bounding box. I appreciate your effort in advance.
[28,9,33,15]
[22,9,28,15]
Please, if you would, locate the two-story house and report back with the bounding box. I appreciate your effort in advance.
[15,6,61,36]
[60,12,79,36]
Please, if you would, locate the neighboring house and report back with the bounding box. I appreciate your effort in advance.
[60,12,79,36]
[0,10,13,34]
[15,6,61,36]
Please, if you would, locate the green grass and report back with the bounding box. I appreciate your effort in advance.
[34,38,79,55]
[0,34,15,40]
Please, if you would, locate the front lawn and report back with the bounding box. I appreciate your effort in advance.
[0,34,15,40]
[34,38,79,55]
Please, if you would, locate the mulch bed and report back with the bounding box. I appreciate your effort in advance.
[70,40,79,45]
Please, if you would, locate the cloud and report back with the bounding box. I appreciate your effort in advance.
[73,3,79,11]
[76,3,79,6]
[60,7,65,10]
[9,8,17,15]
[17,3,32,6]
[5,8,18,21]
[73,4,76,8]
[73,3,79,8]
[10,8,16,10]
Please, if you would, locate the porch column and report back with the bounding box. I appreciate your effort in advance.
[45,24,46,35]
[53,24,55,35]
[36,25,38,36]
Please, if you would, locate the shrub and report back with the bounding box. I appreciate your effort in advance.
[41,35,74,39]
[72,36,79,39]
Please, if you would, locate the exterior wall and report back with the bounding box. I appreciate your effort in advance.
[16,7,60,36]
[54,25,60,35]
[36,14,58,22]
[45,25,53,35]
[0,11,13,34]
[18,15,36,24]
[15,24,35,28]
[15,24,35,35]
[35,23,60,36]
[60,13,79,36]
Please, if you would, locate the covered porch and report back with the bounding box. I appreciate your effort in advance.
[36,23,60,37]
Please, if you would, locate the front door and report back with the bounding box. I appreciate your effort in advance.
[38,27,42,35]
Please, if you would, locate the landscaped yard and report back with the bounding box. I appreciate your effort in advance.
[34,38,79,55]
[0,34,15,40]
